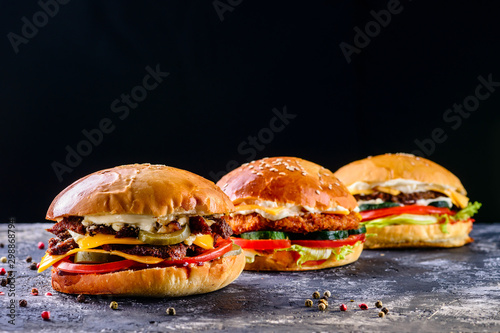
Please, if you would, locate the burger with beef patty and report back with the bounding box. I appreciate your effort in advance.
[216,157,366,271]
[334,153,481,249]
[38,164,245,297]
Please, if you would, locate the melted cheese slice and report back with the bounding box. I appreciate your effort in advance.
[38,233,215,273]
[234,204,350,216]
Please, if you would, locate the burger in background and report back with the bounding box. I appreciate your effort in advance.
[334,153,481,249]
[216,157,365,271]
[39,164,245,297]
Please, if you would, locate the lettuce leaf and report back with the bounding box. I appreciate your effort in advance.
[278,242,360,267]
[453,201,482,221]
[361,214,438,228]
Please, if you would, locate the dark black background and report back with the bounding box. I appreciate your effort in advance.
[1,1,499,223]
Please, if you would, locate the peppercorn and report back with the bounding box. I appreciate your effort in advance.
[110,301,118,310]
[77,294,86,303]
[312,291,320,299]
[7,271,13,277]
[31,288,39,296]
[1,279,7,287]
[19,299,27,307]
[30,263,37,270]
[378,311,385,318]
[305,299,313,307]
[45,292,52,296]
[318,303,327,311]
[41,311,50,320]
[0,243,4,248]
[381,307,389,314]
[375,300,383,308]
[6,278,11,285]
[350,299,354,302]
[339,304,347,311]
[166,307,176,315]
[0,268,5,275]
[26,256,32,263]
[0,257,6,263]
[323,290,331,298]
[38,242,45,250]
[359,303,368,310]
[321,296,328,301]
[318,299,328,306]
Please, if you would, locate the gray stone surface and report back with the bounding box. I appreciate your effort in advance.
[1,223,499,332]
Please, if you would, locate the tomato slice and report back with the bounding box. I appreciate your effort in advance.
[231,238,292,250]
[291,234,365,248]
[302,260,327,266]
[360,205,454,221]
[54,239,235,274]
[55,258,137,274]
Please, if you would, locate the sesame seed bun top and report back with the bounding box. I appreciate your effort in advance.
[46,164,235,220]
[333,153,467,195]
[216,157,358,211]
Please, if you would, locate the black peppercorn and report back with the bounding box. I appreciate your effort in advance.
[1,279,7,287]
[166,307,176,315]
[26,256,32,263]
[19,299,27,307]
[0,243,4,248]
[381,307,389,314]
[30,263,37,270]
[77,294,86,303]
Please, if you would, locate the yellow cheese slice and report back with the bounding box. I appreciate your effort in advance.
[192,234,214,249]
[77,233,144,249]
[234,204,287,216]
[444,189,469,209]
[375,186,401,196]
[38,248,164,273]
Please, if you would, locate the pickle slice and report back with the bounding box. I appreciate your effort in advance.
[138,224,191,245]
[74,251,122,264]
[222,244,243,258]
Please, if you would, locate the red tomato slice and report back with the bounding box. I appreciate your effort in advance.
[360,205,454,221]
[291,234,365,248]
[302,260,327,266]
[54,239,235,274]
[231,238,292,250]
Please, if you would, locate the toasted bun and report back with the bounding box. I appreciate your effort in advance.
[217,157,357,211]
[51,252,245,297]
[47,164,234,220]
[334,153,466,195]
[244,242,363,271]
[363,221,473,249]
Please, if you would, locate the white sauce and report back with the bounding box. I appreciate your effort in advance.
[348,178,455,194]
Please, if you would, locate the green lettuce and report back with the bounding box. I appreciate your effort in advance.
[277,242,360,267]
[453,201,482,221]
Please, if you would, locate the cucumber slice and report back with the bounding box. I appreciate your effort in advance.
[239,231,288,240]
[305,230,349,240]
[138,224,191,245]
[74,251,122,264]
[222,244,243,258]
[358,202,400,211]
[348,225,367,235]
[428,201,451,208]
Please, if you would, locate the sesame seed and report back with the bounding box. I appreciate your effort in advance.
[248,165,254,169]
[276,158,282,161]
[259,166,264,170]
[251,170,257,174]
[328,184,332,190]
[279,172,286,176]
[302,172,307,176]
[315,190,320,195]
[256,172,264,176]
[270,168,278,172]
[242,163,249,166]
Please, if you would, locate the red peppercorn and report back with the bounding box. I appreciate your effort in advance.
[45,292,52,296]
[0,268,5,275]
[38,242,45,250]
[340,304,347,311]
[0,291,5,295]
[41,311,50,320]
[359,303,368,310]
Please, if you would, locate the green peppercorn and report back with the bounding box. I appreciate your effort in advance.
[378,311,385,318]
[305,299,313,307]
[381,307,389,314]
[110,301,118,310]
[0,257,6,263]
[19,299,27,307]
[323,290,331,298]
[318,303,327,311]
[312,291,320,299]
[166,307,176,315]
[375,300,383,308]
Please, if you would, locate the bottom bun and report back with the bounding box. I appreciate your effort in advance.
[244,242,363,271]
[363,221,473,249]
[51,252,245,297]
